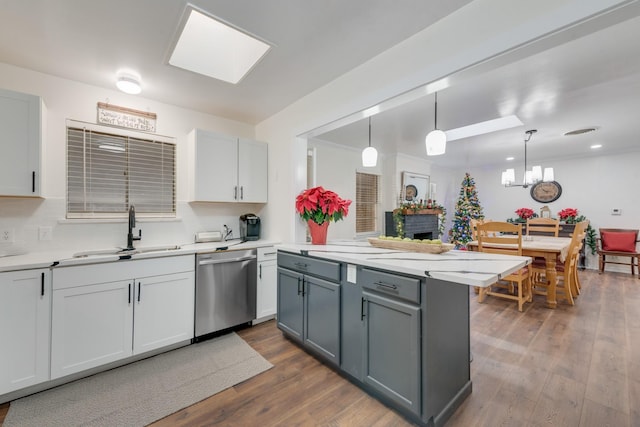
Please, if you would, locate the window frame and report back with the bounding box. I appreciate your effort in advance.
[355,171,380,236]
[65,119,176,219]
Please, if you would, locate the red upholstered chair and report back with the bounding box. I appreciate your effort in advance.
[596,228,640,276]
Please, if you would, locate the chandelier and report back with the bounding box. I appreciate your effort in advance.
[501,129,554,188]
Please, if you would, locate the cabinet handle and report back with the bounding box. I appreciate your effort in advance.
[234,186,238,200]
[301,278,306,297]
[240,186,244,200]
[375,281,398,290]
[41,272,45,296]
[294,262,308,270]
[128,283,132,304]
[32,171,36,193]
[259,264,262,279]
[137,282,141,302]
[361,297,366,320]
[297,277,301,295]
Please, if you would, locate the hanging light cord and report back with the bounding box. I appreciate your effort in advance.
[368,116,372,147]
[434,92,438,130]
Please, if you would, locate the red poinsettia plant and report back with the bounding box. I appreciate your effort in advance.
[295,186,352,225]
[515,207,536,220]
[558,208,579,222]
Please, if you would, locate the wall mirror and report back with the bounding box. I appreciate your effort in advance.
[402,171,430,202]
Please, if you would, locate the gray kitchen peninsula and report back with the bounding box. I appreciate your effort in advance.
[276,242,529,427]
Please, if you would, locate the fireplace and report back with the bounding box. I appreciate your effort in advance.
[384,211,439,239]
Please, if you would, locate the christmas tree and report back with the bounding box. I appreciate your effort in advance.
[448,172,484,248]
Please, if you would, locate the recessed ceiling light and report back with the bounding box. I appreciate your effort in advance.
[116,74,141,95]
[445,115,523,141]
[169,7,271,84]
[590,144,602,149]
[564,128,597,136]
[506,156,514,161]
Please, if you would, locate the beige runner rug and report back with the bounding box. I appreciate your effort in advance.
[4,332,272,427]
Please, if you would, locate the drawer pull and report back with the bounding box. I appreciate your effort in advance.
[375,281,398,290]
[294,262,308,269]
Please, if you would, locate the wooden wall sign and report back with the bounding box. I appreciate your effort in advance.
[97,102,157,132]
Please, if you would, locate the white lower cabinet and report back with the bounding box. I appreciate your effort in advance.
[0,269,51,395]
[255,246,277,322]
[51,256,194,379]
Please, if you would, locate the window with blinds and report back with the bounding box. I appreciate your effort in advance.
[67,122,176,218]
[356,172,379,233]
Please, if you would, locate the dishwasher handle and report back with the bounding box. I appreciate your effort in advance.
[198,255,257,266]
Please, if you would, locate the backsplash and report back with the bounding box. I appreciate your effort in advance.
[0,197,265,253]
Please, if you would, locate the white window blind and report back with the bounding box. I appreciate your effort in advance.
[67,121,176,218]
[356,172,379,233]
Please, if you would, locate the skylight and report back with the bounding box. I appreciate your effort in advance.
[169,7,271,84]
[445,115,523,141]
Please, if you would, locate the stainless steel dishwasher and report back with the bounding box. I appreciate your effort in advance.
[195,249,257,340]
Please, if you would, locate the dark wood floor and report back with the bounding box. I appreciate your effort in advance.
[2,269,638,426]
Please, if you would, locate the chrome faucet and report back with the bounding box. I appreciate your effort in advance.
[126,205,142,250]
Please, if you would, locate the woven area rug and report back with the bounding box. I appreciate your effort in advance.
[4,332,272,427]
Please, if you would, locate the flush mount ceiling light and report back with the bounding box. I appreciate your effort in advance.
[362,116,378,167]
[425,92,446,156]
[169,6,271,84]
[501,129,554,188]
[116,74,142,95]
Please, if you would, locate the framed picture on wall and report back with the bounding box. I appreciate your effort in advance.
[402,171,430,202]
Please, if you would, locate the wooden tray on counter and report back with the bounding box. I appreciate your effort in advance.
[367,238,455,254]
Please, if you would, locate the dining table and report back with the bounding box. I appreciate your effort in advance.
[467,235,572,308]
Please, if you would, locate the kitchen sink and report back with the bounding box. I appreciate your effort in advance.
[72,245,181,258]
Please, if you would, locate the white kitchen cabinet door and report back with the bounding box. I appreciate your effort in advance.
[0,269,50,394]
[190,129,238,202]
[255,247,277,322]
[51,280,134,379]
[189,129,268,203]
[238,138,268,203]
[0,88,42,197]
[133,271,195,355]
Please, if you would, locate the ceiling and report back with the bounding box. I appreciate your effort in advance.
[315,8,640,170]
[0,0,471,124]
[1,1,639,172]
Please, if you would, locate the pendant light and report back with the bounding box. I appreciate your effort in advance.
[362,116,378,167]
[425,92,446,156]
[501,129,555,187]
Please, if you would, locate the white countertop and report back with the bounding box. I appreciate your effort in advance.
[0,239,279,273]
[276,242,531,288]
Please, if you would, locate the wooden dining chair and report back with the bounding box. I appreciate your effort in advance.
[469,218,484,241]
[596,228,640,276]
[477,221,531,312]
[530,220,588,305]
[526,217,560,236]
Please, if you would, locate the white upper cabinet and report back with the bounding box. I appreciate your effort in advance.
[188,129,268,203]
[0,88,43,197]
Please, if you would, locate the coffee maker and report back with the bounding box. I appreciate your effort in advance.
[239,213,261,241]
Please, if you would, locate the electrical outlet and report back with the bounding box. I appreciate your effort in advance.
[39,226,53,241]
[0,228,15,243]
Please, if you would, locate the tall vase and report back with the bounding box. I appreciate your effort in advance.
[308,220,329,245]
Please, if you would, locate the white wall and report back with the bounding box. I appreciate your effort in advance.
[0,62,267,252]
[465,150,640,270]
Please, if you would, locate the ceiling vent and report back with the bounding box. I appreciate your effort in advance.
[564,128,597,136]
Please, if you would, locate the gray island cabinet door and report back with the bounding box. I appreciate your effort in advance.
[363,290,421,416]
[276,268,304,341]
[304,276,340,365]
